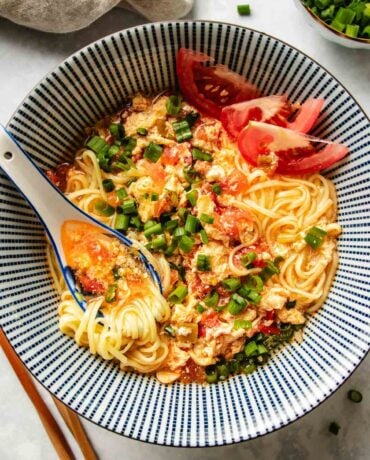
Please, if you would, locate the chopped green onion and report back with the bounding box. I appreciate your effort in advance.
[246,290,261,304]
[164,219,179,232]
[237,284,250,299]
[173,226,186,240]
[335,7,356,24]
[172,120,192,143]
[109,123,125,139]
[204,291,219,308]
[185,111,199,127]
[186,189,198,207]
[136,127,148,136]
[227,299,245,315]
[197,254,211,272]
[244,341,258,357]
[144,220,157,230]
[108,145,120,157]
[183,166,201,184]
[237,4,251,15]
[347,389,362,403]
[222,277,241,292]
[234,320,252,330]
[168,284,188,303]
[241,252,256,267]
[185,214,200,233]
[285,299,297,310]
[216,363,229,381]
[329,422,340,435]
[116,187,128,201]
[345,23,359,37]
[178,235,194,253]
[112,267,121,280]
[315,0,331,9]
[242,363,256,374]
[231,293,248,307]
[212,183,222,195]
[102,178,115,193]
[166,95,182,116]
[260,260,280,282]
[331,18,346,31]
[130,216,142,229]
[151,192,159,201]
[94,200,115,217]
[115,213,130,232]
[196,303,206,313]
[245,275,264,293]
[200,213,214,224]
[122,199,137,215]
[164,241,177,256]
[304,226,327,249]
[144,142,163,163]
[200,229,209,244]
[205,365,218,384]
[122,137,137,153]
[105,284,117,303]
[87,136,109,155]
[363,25,370,38]
[152,234,167,250]
[164,325,176,337]
[257,344,268,355]
[178,207,187,221]
[144,223,163,238]
[192,148,213,162]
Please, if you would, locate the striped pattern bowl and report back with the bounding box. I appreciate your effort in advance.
[1,21,369,447]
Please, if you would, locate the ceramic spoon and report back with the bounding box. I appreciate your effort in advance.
[0,125,162,310]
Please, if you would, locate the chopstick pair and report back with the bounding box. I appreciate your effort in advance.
[0,328,97,460]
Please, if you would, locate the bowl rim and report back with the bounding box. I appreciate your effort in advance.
[297,0,370,45]
[3,19,370,447]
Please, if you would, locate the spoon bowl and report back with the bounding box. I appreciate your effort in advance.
[0,125,162,311]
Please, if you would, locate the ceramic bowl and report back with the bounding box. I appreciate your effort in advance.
[294,0,370,49]
[1,21,370,447]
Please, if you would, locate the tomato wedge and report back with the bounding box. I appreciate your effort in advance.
[287,98,325,133]
[220,95,291,139]
[176,48,259,118]
[238,121,348,174]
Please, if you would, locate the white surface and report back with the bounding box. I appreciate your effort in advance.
[0,1,369,459]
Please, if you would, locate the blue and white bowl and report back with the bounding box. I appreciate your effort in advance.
[1,21,369,447]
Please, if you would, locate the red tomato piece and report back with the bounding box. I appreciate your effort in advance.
[259,324,280,335]
[78,274,105,295]
[215,206,253,240]
[221,168,249,195]
[238,121,348,174]
[287,98,325,134]
[176,48,259,118]
[220,95,291,139]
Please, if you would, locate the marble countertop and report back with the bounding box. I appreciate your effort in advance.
[0,1,369,459]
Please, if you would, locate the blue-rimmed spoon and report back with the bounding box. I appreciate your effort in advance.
[0,125,162,310]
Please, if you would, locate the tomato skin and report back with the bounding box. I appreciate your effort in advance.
[287,98,324,134]
[176,48,259,118]
[78,274,105,295]
[259,324,280,335]
[221,169,249,195]
[238,121,348,174]
[220,95,291,139]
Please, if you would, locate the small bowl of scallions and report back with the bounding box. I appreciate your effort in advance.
[294,0,370,48]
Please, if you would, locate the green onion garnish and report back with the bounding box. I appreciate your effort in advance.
[205,365,218,384]
[130,215,142,229]
[178,235,194,253]
[192,148,213,162]
[304,226,327,249]
[94,200,115,217]
[200,213,214,224]
[237,4,251,15]
[204,291,219,308]
[178,207,187,221]
[164,324,176,337]
[115,213,130,232]
[164,241,177,256]
[184,214,200,233]
[183,166,201,184]
[241,251,256,267]
[144,142,163,163]
[212,183,222,195]
[151,234,167,250]
[227,299,245,315]
[116,187,128,201]
[112,267,121,280]
[172,120,192,143]
[109,123,125,140]
[166,95,182,116]
[168,284,188,303]
[246,290,261,304]
[200,229,208,244]
[260,260,280,282]
[164,219,179,232]
[257,344,268,355]
[122,137,137,153]
[222,277,241,292]
[197,254,211,272]
[185,111,199,127]
[347,389,362,403]
[216,363,229,381]
[196,303,206,313]
[105,284,117,303]
[144,223,163,238]
[242,363,256,374]
[245,275,264,293]
[173,226,186,240]
[86,136,109,155]
[186,189,198,206]
[231,293,248,307]
[234,320,252,330]
[151,192,159,201]
[244,341,258,357]
[121,199,137,215]
[102,178,115,193]
[108,145,120,157]
[136,127,148,136]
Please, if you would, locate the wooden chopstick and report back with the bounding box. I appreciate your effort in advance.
[0,328,75,460]
[53,397,98,460]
